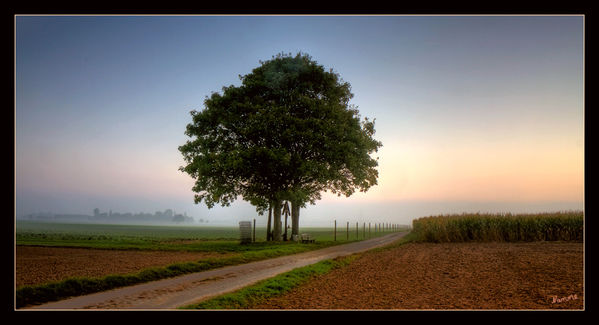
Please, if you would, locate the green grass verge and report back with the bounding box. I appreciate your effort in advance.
[180,254,360,310]
[181,230,416,310]
[16,240,339,309]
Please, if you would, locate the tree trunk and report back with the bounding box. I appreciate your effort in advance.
[283,208,288,241]
[266,204,272,241]
[272,200,282,241]
[291,200,300,238]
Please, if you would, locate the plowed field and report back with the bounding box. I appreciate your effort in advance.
[252,242,584,310]
[16,246,235,288]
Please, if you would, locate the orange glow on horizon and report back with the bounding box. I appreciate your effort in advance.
[324,134,584,204]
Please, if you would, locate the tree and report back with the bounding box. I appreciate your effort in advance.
[179,52,381,241]
[172,215,185,223]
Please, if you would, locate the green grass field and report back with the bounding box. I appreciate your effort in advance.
[16,220,400,252]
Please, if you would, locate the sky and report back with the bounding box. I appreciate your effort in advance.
[15,15,584,226]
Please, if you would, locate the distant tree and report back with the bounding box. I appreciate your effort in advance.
[172,215,185,223]
[179,52,381,241]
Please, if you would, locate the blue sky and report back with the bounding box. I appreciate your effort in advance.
[15,15,584,226]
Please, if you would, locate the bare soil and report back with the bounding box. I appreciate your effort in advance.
[252,241,584,310]
[16,246,235,288]
[24,233,406,309]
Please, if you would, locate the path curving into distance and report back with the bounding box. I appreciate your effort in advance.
[26,232,407,310]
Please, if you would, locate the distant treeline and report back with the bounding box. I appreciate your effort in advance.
[19,208,207,225]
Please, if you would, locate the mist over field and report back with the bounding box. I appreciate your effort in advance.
[15,186,583,227]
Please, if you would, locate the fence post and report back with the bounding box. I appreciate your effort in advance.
[334,220,337,241]
[356,222,359,239]
[363,222,365,239]
[369,222,371,238]
[253,218,256,242]
[346,221,349,241]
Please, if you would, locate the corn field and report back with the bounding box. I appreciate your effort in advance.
[411,211,583,243]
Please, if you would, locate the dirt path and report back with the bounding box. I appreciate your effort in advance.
[251,241,584,310]
[24,232,407,310]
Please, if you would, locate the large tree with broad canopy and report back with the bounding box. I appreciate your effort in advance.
[179,52,382,241]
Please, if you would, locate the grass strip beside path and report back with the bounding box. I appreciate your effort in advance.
[180,254,360,309]
[181,231,417,309]
[16,241,339,308]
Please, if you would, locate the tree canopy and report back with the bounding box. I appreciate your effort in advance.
[179,52,382,240]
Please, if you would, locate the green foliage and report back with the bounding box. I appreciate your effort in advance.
[179,52,382,217]
[410,211,583,243]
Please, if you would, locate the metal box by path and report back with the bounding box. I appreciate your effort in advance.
[239,221,252,244]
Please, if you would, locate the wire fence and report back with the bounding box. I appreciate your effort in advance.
[244,219,409,243]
